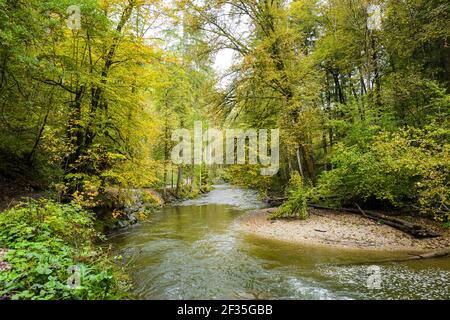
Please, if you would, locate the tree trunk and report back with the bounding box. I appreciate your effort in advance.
[300,144,316,185]
[163,162,167,198]
[332,70,346,104]
[370,33,382,107]
[288,158,293,176]
[295,148,304,180]
[27,105,50,164]
[176,166,183,197]
[199,165,202,192]
[190,166,195,192]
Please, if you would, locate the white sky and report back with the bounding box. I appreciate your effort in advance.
[142,1,243,88]
[213,48,234,74]
[212,48,235,88]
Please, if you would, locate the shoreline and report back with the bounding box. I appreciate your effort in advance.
[235,208,450,252]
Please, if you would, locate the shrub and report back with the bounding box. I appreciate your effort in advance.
[0,199,127,300]
[270,172,309,220]
[312,126,449,221]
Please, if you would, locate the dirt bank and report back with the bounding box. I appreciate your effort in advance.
[235,208,450,251]
[0,177,42,212]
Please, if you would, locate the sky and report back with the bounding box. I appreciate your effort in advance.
[212,48,235,88]
[213,48,234,74]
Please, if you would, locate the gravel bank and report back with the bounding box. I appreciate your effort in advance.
[235,208,450,251]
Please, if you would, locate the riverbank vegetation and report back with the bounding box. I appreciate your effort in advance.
[238,207,450,251]
[0,199,127,299]
[0,0,215,206]
[197,0,449,223]
[0,0,449,299]
[0,0,212,299]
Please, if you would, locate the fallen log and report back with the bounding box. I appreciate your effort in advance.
[264,197,287,207]
[267,198,441,239]
[307,203,440,239]
[354,204,441,239]
[308,203,400,217]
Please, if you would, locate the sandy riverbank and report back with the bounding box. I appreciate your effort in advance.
[235,208,450,252]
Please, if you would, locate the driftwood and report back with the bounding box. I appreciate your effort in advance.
[307,202,441,238]
[354,204,441,239]
[308,203,400,216]
[264,196,441,238]
[264,197,287,207]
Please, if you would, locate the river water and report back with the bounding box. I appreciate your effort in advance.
[108,185,450,300]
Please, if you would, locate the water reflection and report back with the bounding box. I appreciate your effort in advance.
[108,185,450,300]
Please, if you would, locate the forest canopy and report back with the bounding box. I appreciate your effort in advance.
[0,0,449,221]
[0,0,449,301]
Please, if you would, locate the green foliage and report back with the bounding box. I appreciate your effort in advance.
[270,172,309,220]
[313,126,450,221]
[0,0,449,303]
[223,165,274,196]
[0,199,127,300]
[188,0,450,222]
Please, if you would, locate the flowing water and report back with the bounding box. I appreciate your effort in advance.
[108,185,450,300]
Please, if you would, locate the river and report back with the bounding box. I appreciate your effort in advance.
[107,185,450,300]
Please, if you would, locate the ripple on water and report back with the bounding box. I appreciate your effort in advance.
[318,264,450,300]
[179,184,267,210]
[286,277,350,300]
[109,185,450,300]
